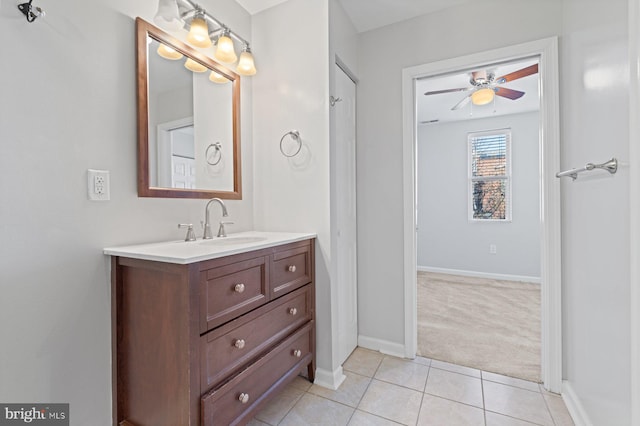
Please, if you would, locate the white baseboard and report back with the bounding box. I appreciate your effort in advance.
[562,380,593,426]
[313,366,346,390]
[358,335,406,359]
[417,265,541,284]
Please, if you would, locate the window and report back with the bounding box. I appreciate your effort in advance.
[468,129,511,221]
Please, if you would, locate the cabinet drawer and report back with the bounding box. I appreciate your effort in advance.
[271,244,312,298]
[201,323,312,426]
[201,256,268,333]
[201,285,312,392]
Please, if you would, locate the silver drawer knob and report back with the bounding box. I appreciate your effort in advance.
[288,307,298,316]
[234,283,245,293]
[288,265,297,272]
[293,349,302,358]
[238,393,250,404]
[234,339,246,349]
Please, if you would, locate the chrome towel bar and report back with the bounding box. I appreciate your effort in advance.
[556,158,618,181]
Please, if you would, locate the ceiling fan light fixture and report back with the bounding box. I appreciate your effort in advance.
[471,88,495,106]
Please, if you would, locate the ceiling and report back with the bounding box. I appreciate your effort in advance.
[232,0,539,123]
[337,0,472,33]
[234,0,473,33]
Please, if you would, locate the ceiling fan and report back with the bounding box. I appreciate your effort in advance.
[424,63,539,110]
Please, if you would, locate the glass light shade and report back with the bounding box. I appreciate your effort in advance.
[209,70,229,84]
[154,0,184,31]
[471,88,495,106]
[184,58,207,73]
[215,35,237,64]
[157,43,183,60]
[187,17,212,48]
[236,51,257,76]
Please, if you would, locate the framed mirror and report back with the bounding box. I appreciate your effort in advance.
[136,18,242,199]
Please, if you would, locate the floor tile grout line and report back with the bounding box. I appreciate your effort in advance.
[485,409,547,426]
[371,376,429,394]
[422,390,485,411]
[539,390,559,426]
[272,388,305,426]
[429,365,482,379]
[482,379,543,393]
[481,374,487,425]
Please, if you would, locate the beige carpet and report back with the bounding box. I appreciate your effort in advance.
[417,271,541,382]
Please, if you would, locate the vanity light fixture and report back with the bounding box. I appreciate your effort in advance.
[209,70,229,84]
[471,88,495,106]
[157,43,183,60]
[214,28,238,64]
[236,45,257,76]
[153,0,183,30]
[186,9,212,48]
[184,58,207,72]
[154,0,257,76]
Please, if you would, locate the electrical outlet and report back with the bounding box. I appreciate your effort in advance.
[88,169,110,201]
[489,244,497,254]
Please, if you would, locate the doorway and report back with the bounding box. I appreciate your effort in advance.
[415,58,542,381]
[401,38,563,392]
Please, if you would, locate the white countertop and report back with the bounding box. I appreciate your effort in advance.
[103,231,316,264]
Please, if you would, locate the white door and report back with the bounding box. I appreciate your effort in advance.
[334,63,358,364]
[171,155,196,189]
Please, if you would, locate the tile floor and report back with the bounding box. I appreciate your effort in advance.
[248,348,574,426]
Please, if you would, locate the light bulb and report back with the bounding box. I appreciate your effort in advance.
[236,48,256,76]
[187,16,212,48]
[471,88,495,106]
[157,43,183,60]
[184,58,207,73]
[215,34,237,64]
[209,70,229,84]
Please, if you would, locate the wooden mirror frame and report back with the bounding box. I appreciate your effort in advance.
[136,17,242,199]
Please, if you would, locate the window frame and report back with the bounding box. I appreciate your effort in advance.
[467,128,512,222]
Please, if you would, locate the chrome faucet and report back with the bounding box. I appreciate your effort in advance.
[202,198,228,239]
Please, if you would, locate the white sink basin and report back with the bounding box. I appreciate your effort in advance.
[199,236,268,246]
[104,231,316,264]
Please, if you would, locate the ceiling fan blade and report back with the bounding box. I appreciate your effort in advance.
[495,63,538,84]
[424,87,471,96]
[495,86,526,100]
[451,94,471,110]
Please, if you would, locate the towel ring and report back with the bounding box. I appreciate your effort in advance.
[206,142,222,165]
[280,130,302,157]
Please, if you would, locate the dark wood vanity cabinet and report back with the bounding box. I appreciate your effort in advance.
[112,239,315,426]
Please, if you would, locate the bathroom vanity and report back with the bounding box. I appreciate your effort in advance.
[105,232,316,426]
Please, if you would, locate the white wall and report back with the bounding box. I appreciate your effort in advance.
[417,112,541,279]
[358,0,633,423]
[560,0,631,423]
[356,0,562,350]
[251,0,337,381]
[0,0,253,423]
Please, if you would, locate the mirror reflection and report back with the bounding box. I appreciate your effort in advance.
[137,18,241,199]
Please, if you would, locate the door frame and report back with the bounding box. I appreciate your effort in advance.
[629,0,640,422]
[332,58,359,365]
[401,37,563,392]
